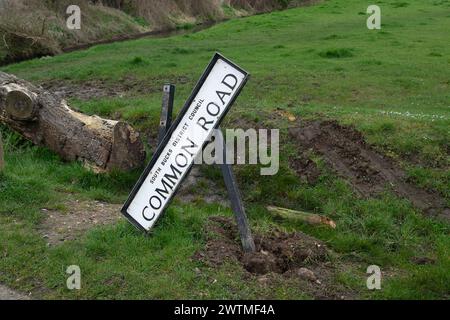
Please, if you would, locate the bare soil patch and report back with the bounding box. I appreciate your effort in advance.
[40,79,129,101]
[193,216,357,299]
[289,120,450,221]
[289,152,321,185]
[38,197,122,246]
[0,284,30,300]
[39,75,190,102]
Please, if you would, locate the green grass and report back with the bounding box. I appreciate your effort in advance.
[0,0,449,299]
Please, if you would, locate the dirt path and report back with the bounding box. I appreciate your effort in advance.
[0,284,30,300]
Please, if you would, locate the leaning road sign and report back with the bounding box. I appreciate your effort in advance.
[122,53,249,232]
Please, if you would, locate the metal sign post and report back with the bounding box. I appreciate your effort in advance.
[157,85,255,253]
[157,84,175,145]
[216,128,256,252]
[122,53,255,252]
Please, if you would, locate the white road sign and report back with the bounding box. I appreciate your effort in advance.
[122,53,249,232]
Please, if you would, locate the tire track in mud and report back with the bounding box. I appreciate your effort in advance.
[289,120,449,221]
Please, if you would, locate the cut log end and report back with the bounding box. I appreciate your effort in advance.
[6,89,37,121]
[108,122,146,171]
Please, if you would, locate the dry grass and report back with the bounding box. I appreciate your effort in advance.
[228,0,317,11]
[118,0,224,29]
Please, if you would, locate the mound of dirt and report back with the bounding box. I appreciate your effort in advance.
[289,120,449,220]
[193,216,356,299]
[194,216,328,275]
[289,153,321,185]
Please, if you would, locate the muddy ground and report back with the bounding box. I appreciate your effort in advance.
[193,216,357,299]
[289,120,449,221]
[40,75,190,102]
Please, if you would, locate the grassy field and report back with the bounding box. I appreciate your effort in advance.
[0,0,449,299]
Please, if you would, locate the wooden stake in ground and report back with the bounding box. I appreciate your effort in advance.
[0,72,145,172]
[267,206,336,229]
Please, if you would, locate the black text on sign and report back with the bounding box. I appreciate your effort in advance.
[122,53,249,232]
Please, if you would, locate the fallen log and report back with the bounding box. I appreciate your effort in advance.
[266,205,336,229]
[0,71,146,172]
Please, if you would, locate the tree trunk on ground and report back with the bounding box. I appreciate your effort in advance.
[0,71,146,172]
